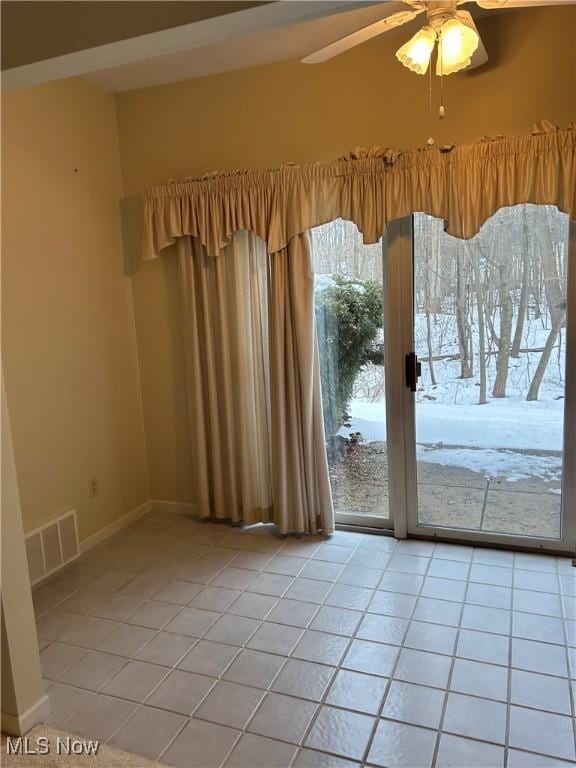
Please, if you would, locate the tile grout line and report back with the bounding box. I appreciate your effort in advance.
[280,536,398,764]
[360,540,437,767]
[41,555,574,694]
[39,526,265,744]
[236,532,370,765]
[50,646,576,730]
[158,531,368,767]
[36,520,575,767]
[40,596,573,679]
[34,537,565,619]
[50,673,576,768]
[252,534,373,766]
[556,558,576,762]
[430,553,473,768]
[503,558,517,768]
[104,526,302,767]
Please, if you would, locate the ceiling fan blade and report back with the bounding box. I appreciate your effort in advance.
[301,9,424,64]
[456,10,489,70]
[476,0,575,8]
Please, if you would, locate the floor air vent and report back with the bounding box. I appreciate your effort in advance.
[25,510,80,585]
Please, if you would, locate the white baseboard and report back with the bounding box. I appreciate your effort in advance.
[150,499,199,517]
[1,694,50,736]
[79,500,151,554]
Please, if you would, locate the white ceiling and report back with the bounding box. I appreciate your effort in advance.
[2,0,525,95]
[2,1,388,91]
[84,2,411,92]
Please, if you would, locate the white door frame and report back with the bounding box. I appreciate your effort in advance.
[382,218,413,539]
[387,214,576,556]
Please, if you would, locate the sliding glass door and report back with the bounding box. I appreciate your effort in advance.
[403,207,575,553]
[312,220,392,529]
[313,210,575,553]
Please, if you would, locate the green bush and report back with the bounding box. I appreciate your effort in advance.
[315,274,384,436]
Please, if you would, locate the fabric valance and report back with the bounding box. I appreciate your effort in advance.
[142,121,576,260]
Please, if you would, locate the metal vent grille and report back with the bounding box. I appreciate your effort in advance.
[42,523,61,572]
[25,510,80,585]
[59,513,79,562]
[25,532,44,583]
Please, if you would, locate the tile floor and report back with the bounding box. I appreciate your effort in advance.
[34,510,576,768]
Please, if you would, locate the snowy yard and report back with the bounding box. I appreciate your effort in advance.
[313,207,567,536]
[341,312,565,487]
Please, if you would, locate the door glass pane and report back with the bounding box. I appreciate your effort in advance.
[413,205,569,539]
[312,220,389,521]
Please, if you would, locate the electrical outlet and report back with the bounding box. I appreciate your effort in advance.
[89,477,99,498]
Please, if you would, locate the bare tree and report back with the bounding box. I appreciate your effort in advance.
[526,309,566,401]
[537,207,565,327]
[470,246,488,405]
[455,243,473,379]
[511,207,531,357]
[491,217,514,398]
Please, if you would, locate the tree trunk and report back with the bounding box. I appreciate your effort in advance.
[538,208,564,326]
[526,313,565,401]
[426,309,437,385]
[424,246,437,386]
[456,246,472,379]
[511,224,530,357]
[471,251,488,405]
[492,261,513,398]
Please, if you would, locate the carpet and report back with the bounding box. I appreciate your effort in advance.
[2,725,165,767]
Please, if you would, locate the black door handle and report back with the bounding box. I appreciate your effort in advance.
[405,352,421,392]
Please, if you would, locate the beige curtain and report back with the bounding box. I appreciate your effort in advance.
[178,231,333,534]
[143,122,575,261]
[178,232,272,524]
[268,233,334,535]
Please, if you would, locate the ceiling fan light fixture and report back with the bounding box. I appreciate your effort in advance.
[436,17,479,75]
[395,25,436,75]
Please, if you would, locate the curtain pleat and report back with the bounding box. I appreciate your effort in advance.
[143,122,575,261]
[177,233,274,525]
[177,231,332,533]
[268,233,334,535]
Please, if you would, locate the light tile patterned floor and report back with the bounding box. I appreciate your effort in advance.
[34,511,576,767]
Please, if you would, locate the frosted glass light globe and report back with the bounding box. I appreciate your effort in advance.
[436,18,479,76]
[396,26,437,75]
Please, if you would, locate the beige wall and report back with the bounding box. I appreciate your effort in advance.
[1,375,47,733]
[116,6,576,187]
[2,78,150,540]
[115,5,576,504]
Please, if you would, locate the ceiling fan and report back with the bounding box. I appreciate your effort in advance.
[302,0,574,76]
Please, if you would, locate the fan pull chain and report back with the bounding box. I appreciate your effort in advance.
[438,30,446,120]
[427,58,434,146]
[439,74,445,119]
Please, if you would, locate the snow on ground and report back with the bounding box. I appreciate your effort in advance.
[338,400,563,484]
[315,274,337,292]
[416,446,562,485]
[415,313,565,394]
[338,312,565,483]
[342,398,563,453]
